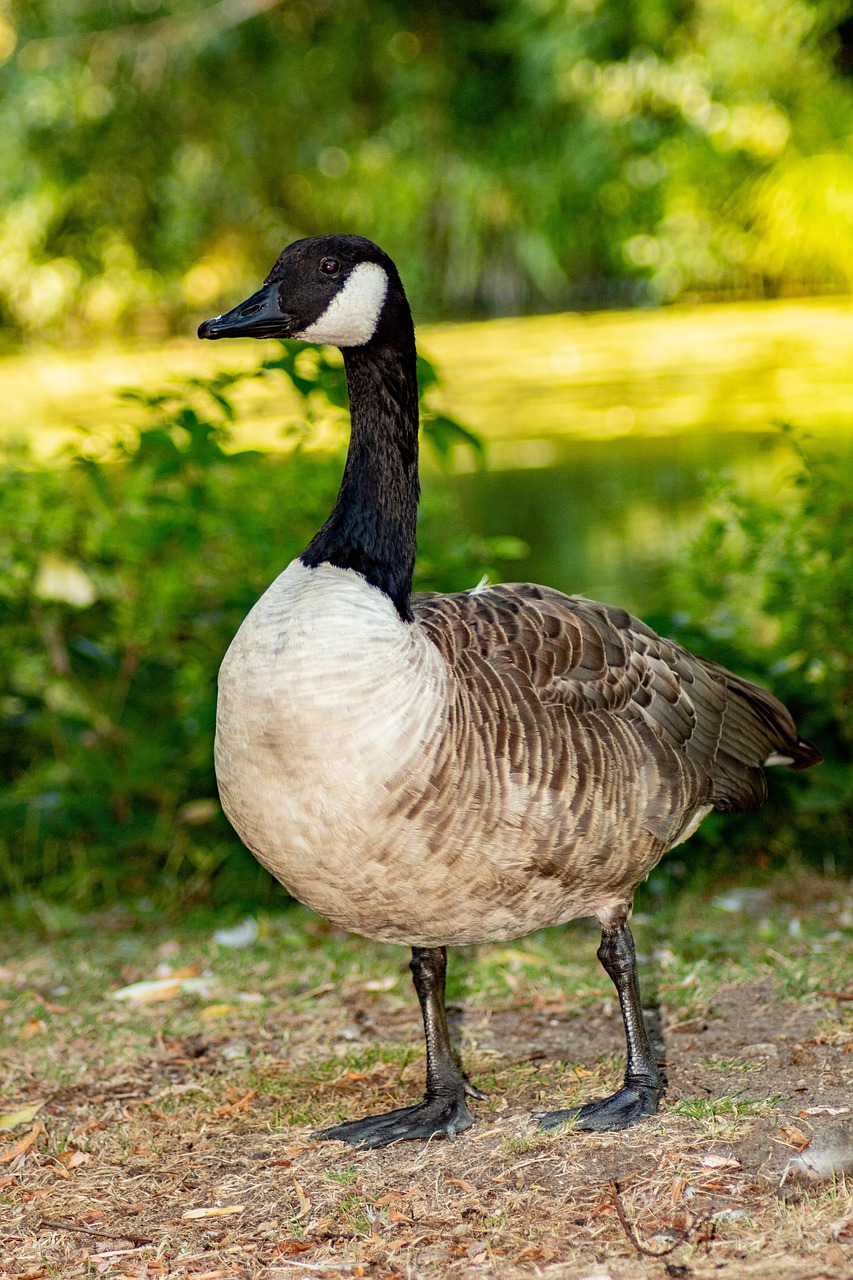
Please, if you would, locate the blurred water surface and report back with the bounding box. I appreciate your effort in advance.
[6,298,853,612]
[449,430,819,618]
[429,298,853,613]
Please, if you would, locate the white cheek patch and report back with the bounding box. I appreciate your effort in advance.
[294,261,389,347]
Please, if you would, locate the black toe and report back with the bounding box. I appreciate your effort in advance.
[313,1094,477,1149]
[536,1083,661,1133]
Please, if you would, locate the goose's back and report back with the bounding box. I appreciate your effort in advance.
[408,583,816,919]
[415,581,810,810]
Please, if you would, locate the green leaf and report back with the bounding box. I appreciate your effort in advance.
[422,414,486,470]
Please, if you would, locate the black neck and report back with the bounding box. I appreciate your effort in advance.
[300,331,420,622]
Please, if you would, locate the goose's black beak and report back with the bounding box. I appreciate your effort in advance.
[198,281,293,340]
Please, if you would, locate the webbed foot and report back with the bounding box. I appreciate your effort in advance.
[314,1090,478,1149]
[312,947,486,1150]
[536,1082,661,1133]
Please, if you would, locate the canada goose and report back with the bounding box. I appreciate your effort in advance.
[199,234,821,1149]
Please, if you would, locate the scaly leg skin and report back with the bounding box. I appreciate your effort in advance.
[537,919,664,1133]
[314,946,486,1150]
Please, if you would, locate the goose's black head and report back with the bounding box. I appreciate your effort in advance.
[198,234,409,349]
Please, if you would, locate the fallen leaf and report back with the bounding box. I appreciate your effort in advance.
[0,1102,45,1131]
[213,916,258,948]
[778,1125,810,1150]
[77,1119,109,1134]
[700,1154,741,1169]
[199,1004,235,1020]
[181,1204,246,1219]
[111,977,209,1003]
[374,1190,412,1206]
[0,1123,46,1164]
[274,1241,313,1256]
[55,1149,91,1168]
[213,1089,256,1116]
[799,1105,851,1117]
[294,1178,311,1219]
[21,1019,47,1038]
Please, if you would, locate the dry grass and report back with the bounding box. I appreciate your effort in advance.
[1,874,852,1279]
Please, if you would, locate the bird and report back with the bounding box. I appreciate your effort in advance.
[198,234,821,1150]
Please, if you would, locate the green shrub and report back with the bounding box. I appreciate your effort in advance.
[0,346,517,909]
[650,428,853,882]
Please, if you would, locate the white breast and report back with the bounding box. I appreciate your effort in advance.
[214,561,450,928]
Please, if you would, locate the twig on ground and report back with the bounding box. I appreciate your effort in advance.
[38,1217,154,1246]
[609,1179,704,1259]
[269,1262,360,1273]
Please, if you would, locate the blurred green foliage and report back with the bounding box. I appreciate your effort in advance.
[3,0,853,339]
[656,429,853,883]
[0,349,521,907]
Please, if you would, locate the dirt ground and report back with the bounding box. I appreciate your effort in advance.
[1,885,852,1279]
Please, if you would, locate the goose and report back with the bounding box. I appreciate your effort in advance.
[199,234,821,1149]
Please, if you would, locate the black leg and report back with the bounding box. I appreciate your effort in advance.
[537,920,664,1132]
[314,946,486,1149]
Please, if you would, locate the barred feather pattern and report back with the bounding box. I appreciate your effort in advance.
[215,565,818,949]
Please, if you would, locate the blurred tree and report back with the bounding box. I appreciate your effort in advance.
[2,0,853,339]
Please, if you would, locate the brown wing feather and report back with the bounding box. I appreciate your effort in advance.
[413,582,819,819]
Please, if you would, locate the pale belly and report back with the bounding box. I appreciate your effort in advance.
[214,562,698,946]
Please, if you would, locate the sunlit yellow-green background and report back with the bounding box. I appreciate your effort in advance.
[7,297,853,458]
[7,1,853,458]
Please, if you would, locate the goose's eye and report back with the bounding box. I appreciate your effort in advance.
[320,257,340,276]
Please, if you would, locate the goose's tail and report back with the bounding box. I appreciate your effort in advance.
[701,660,822,811]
